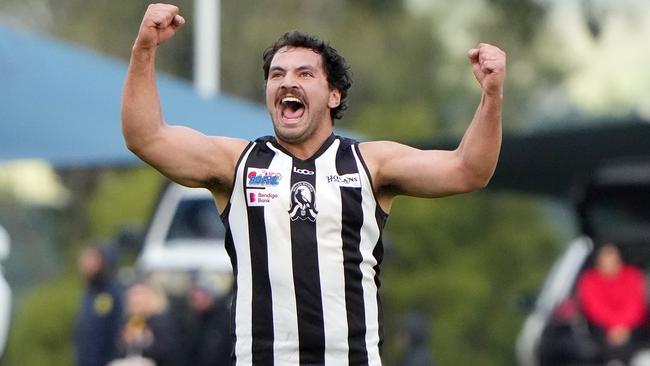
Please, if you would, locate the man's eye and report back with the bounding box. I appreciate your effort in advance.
[300,72,312,78]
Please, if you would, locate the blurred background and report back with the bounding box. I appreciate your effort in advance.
[1,0,649,365]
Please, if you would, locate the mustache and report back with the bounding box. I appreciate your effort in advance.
[276,87,306,103]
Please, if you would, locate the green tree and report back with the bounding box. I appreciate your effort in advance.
[381,193,563,365]
[4,274,81,366]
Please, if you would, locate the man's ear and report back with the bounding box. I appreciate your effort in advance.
[328,89,341,109]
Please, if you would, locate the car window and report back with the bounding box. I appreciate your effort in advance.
[166,198,225,242]
[585,185,650,245]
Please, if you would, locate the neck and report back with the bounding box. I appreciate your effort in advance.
[276,124,333,160]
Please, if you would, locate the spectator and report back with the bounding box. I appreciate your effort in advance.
[74,245,123,366]
[397,311,436,366]
[577,242,648,364]
[114,281,182,366]
[183,281,232,366]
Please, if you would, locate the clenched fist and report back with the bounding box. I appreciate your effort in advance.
[468,43,506,97]
[134,3,185,50]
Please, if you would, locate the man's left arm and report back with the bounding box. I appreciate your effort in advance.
[361,43,506,208]
[455,43,505,189]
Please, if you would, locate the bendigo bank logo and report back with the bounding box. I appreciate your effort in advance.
[288,181,318,222]
[248,191,279,206]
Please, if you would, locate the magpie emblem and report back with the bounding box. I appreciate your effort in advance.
[288,181,318,222]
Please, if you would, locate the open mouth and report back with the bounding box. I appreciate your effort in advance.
[280,96,305,121]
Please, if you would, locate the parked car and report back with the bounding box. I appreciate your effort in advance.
[516,158,650,365]
[136,181,232,298]
[0,225,11,364]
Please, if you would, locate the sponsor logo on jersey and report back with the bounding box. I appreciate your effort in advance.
[247,190,279,206]
[247,168,282,187]
[326,173,361,188]
[288,181,318,221]
[293,167,315,175]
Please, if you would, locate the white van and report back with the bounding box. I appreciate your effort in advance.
[136,182,233,297]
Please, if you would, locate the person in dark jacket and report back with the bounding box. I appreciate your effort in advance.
[74,245,123,366]
[397,311,437,366]
[184,282,232,366]
[115,281,182,366]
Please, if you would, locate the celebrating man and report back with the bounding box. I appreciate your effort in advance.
[122,4,506,365]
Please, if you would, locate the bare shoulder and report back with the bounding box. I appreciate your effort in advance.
[357,141,386,178]
[203,135,249,183]
[359,140,414,158]
[358,140,418,171]
[358,141,413,212]
[157,130,250,190]
[209,135,250,158]
[358,140,415,185]
[203,136,249,209]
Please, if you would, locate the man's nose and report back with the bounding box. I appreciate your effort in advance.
[280,72,299,88]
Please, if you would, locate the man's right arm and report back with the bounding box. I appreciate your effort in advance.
[121,4,247,193]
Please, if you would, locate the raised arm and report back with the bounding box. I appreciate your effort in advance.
[361,43,505,211]
[121,4,247,193]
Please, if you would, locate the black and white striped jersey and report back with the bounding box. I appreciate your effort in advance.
[221,134,387,366]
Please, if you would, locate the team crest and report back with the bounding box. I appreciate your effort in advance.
[288,181,318,222]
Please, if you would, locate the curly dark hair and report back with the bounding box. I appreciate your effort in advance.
[262,31,352,121]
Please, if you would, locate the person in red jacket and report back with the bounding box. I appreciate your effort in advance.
[577,242,648,364]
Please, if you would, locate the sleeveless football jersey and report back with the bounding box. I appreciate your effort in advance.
[221,134,387,366]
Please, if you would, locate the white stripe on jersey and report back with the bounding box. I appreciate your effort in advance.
[265,142,300,365]
[230,145,255,365]
[353,147,383,366]
[314,139,350,364]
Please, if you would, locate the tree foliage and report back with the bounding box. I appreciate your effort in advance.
[382,193,563,364]
[4,274,80,366]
